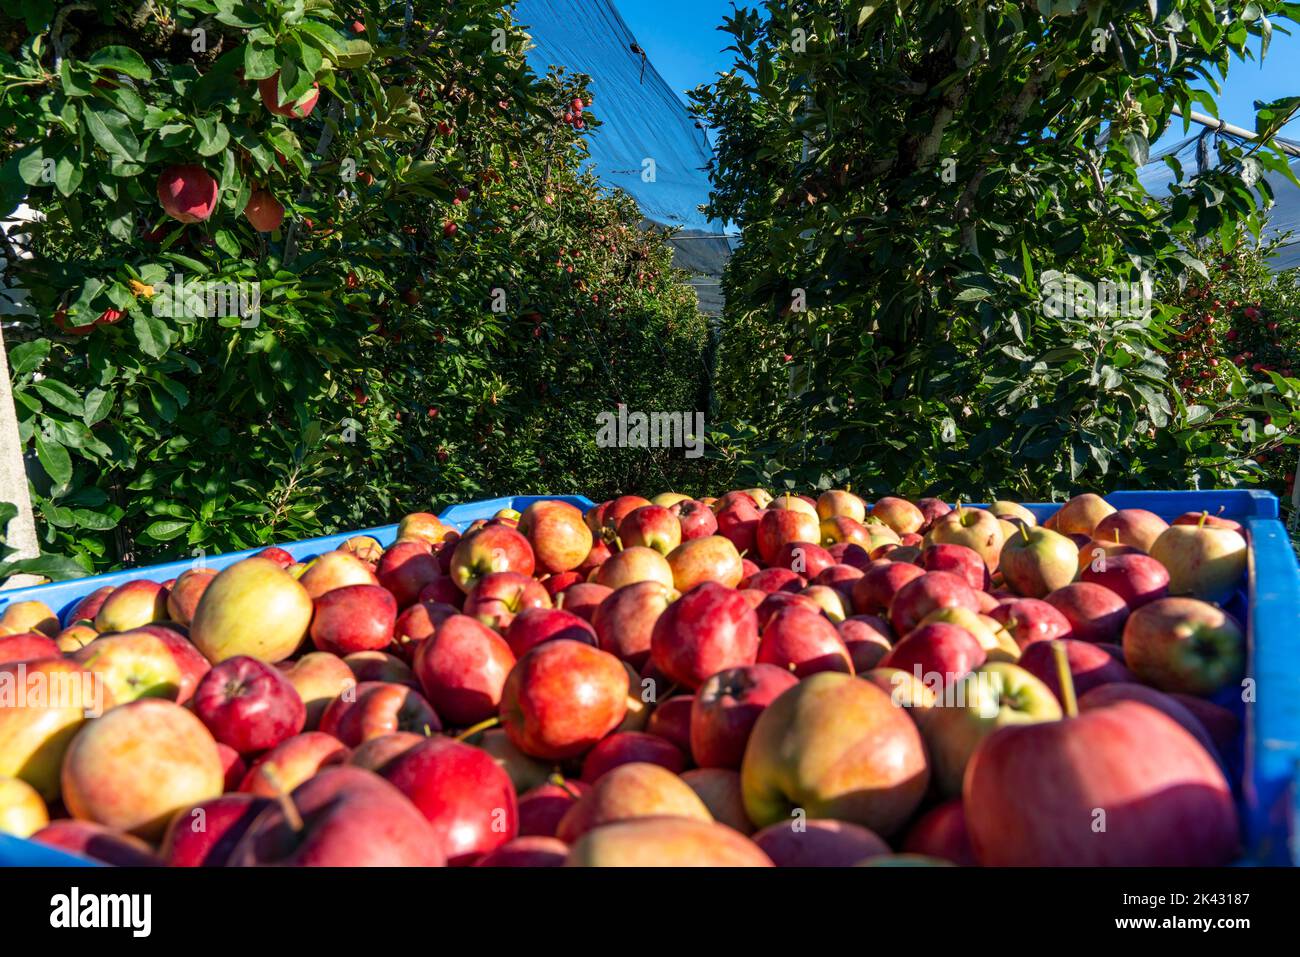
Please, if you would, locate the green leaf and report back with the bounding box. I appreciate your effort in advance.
[35,433,72,487]
[133,312,171,359]
[32,380,84,416]
[0,553,90,582]
[143,520,191,542]
[82,102,140,160]
[83,388,112,426]
[87,45,152,80]
[9,339,50,374]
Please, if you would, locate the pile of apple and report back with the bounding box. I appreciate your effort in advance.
[0,489,1251,867]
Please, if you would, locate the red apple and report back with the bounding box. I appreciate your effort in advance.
[298,550,379,600]
[192,655,306,754]
[1078,682,1222,764]
[557,762,712,842]
[450,524,536,592]
[1170,694,1242,755]
[462,571,551,631]
[757,606,853,677]
[474,836,568,866]
[916,498,951,530]
[716,498,762,555]
[851,560,925,615]
[1018,638,1136,702]
[518,779,590,838]
[752,818,890,866]
[644,693,693,753]
[926,505,1004,570]
[837,615,894,672]
[671,499,718,540]
[1121,597,1245,696]
[742,567,805,593]
[0,631,59,665]
[72,629,184,704]
[666,535,744,592]
[679,767,753,833]
[166,568,216,626]
[591,581,674,671]
[1094,508,1169,551]
[505,607,596,657]
[594,545,674,590]
[649,581,760,689]
[391,599,458,662]
[519,499,593,573]
[553,581,611,621]
[1080,552,1170,609]
[93,578,168,633]
[413,614,515,726]
[901,799,977,865]
[309,584,397,656]
[566,816,772,866]
[161,793,270,867]
[1172,511,1244,534]
[32,820,162,867]
[347,732,423,774]
[216,743,246,790]
[619,505,681,556]
[375,543,442,609]
[417,576,465,609]
[319,681,441,746]
[689,663,799,769]
[580,731,685,782]
[888,571,980,635]
[66,586,115,625]
[239,731,350,797]
[343,650,419,688]
[1051,492,1116,537]
[191,557,313,664]
[157,164,218,223]
[379,736,517,865]
[1044,581,1129,644]
[769,541,836,578]
[500,639,628,760]
[987,597,1073,649]
[870,496,924,535]
[880,622,986,687]
[756,509,821,565]
[258,72,320,118]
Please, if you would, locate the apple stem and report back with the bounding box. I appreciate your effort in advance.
[1198,510,1209,529]
[453,715,500,742]
[260,766,304,834]
[548,772,580,800]
[1019,524,1030,543]
[1050,641,1079,719]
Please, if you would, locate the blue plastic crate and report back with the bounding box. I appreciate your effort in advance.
[0,490,1295,866]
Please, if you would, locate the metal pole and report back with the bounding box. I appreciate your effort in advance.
[1170,105,1300,158]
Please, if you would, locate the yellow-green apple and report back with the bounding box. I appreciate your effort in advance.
[989,501,1037,527]
[741,488,774,509]
[505,607,596,658]
[557,761,711,842]
[1018,638,1135,701]
[770,541,835,577]
[297,550,379,600]
[519,499,593,573]
[679,768,752,834]
[921,543,989,591]
[62,698,223,840]
[553,581,611,621]
[837,615,893,672]
[376,542,441,608]
[518,779,590,837]
[618,505,681,556]
[670,499,718,540]
[592,581,674,671]
[66,586,114,626]
[919,607,1019,662]
[870,496,924,535]
[652,492,693,508]
[926,505,1004,570]
[964,699,1237,865]
[279,651,355,729]
[921,662,1060,796]
[191,557,313,664]
[1051,492,1116,537]
[644,693,692,751]
[413,613,515,725]
[650,581,759,689]
[1044,581,1129,644]
[193,655,306,754]
[378,736,517,865]
[580,730,684,783]
[1121,597,1244,696]
[1149,521,1248,604]
[93,579,169,633]
[752,818,890,867]
[987,597,1072,649]
[715,495,762,555]
[756,509,820,565]
[467,727,552,793]
[757,606,852,677]
[0,658,106,800]
[594,546,674,590]
[161,793,270,866]
[239,731,349,796]
[851,561,925,615]
[0,631,59,665]
[165,569,215,627]
[341,535,384,566]
[888,570,980,634]
[816,489,867,523]
[500,639,627,759]
[463,570,551,631]
[344,650,419,687]
[999,525,1079,598]
[1172,510,1244,534]
[863,522,903,555]
[474,836,568,867]
[1078,682,1222,764]
[880,622,987,689]
[666,535,744,592]
[901,799,977,865]
[319,680,441,746]
[0,600,58,637]
[310,584,398,656]
[397,511,452,546]
[127,624,208,705]
[1080,552,1170,609]
[0,775,48,837]
[741,672,929,835]
[392,599,459,661]
[449,524,536,593]
[347,731,423,774]
[863,666,939,713]
[799,584,851,621]
[690,663,799,769]
[228,766,446,866]
[769,492,817,516]
[566,816,773,866]
[32,820,162,866]
[71,630,183,704]
[1094,508,1168,551]
[55,622,99,654]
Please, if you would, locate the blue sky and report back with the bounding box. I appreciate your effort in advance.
[614,0,1300,151]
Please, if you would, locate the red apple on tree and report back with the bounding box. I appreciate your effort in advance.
[157,164,218,223]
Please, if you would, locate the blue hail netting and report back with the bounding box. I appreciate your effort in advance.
[1138,131,1300,271]
[514,0,725,236]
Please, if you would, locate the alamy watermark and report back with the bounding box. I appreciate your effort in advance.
[595,404,705,459]
[150,273,261,327]
[1042,273,1152,319]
